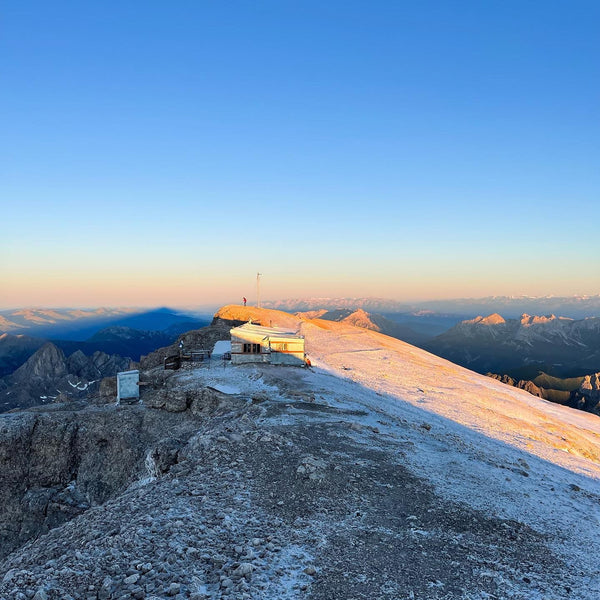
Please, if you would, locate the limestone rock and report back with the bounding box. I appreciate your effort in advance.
[149,438,183,474]
[189,387,245,416]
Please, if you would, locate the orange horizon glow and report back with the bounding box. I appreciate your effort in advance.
[3,268,599,311]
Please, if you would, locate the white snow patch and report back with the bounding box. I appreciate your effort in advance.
[209,383,241,395]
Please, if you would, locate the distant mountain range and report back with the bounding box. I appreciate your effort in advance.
[308,306,600,415]
[0,307,138,333]
[264,295,600,319]
[425,313,600,378]
[280,300,600,378]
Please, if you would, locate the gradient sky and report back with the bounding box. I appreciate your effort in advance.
[1,1,599,309]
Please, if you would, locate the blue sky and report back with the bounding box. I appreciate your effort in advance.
[1,1,599,308]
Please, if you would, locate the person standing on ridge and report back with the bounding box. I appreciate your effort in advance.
[243,297,247,306]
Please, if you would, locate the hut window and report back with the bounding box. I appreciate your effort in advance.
[242,343,261,354]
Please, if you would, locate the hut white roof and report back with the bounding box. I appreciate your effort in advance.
[230,323,303,342]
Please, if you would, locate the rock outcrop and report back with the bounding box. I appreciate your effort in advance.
[486,373,548,400]
[0,392,220,560]
[486,373,546,398]
[576,373,600,411]
[515,379,546,398]
[139,320,233,370]
[487,371,600,415]
[487,373,516,386]
[579,372,600,399]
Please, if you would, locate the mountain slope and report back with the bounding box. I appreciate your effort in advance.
[335,308,428,344]
[294,308,429,345]
[84,326,174,359]
[1,307,600,598]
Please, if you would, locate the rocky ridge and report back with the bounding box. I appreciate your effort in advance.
[0,367,580,600]
[1,306,599,599]
[486,371,600,415]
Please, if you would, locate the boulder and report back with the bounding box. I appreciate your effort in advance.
[189,387,245,416]
[143,389,189,412]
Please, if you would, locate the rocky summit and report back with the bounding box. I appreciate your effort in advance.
[1,306,599,600]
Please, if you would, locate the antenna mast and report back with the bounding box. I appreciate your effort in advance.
[256,272,262,308]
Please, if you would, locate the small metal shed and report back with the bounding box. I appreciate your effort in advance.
[117,369,139,403]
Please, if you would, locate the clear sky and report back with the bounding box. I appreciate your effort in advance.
[1,1,599,309]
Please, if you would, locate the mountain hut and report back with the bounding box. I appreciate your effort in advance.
[230,323,305,366]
